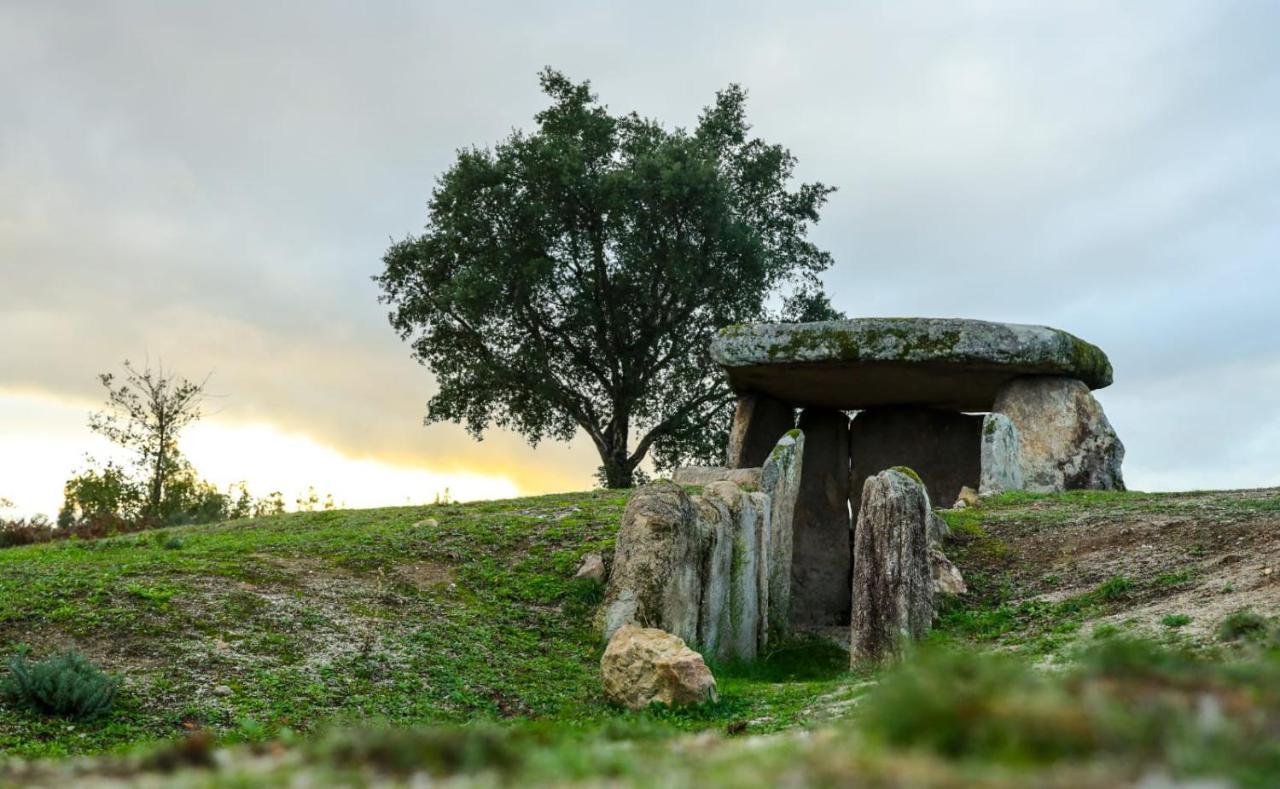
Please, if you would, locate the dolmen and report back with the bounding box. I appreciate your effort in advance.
[605,317,1125,663]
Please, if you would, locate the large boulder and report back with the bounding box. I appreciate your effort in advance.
[993,376,1125,492]
[850,469,934,664]
[979,412,1023,496]
[791,408,852,627]
[601,625,718,710]
[601,482,705,644]
[760,429,804,644]
[725,393,795,468]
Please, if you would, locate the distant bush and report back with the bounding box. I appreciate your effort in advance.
[1,648,119,720]
[0,514,54,548]
[1217,610,1271,643]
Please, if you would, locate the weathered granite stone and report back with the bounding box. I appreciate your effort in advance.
[850,469,934,664]
[573,552,606,584]
[601,482,706,644]
[979,413,1023,496]
[953,486,980,510]
[693,493,733,661]
[601,625,717,709]
[928,509,950,546]
[703,482,764,660]
[672,466,762,488]
[712,318,1113,411]
[930,548,967,596]
[760,430,804,643]
[726,393,795,468]
[791,408,852,627]
[603,477,775,661]
[993,376,1125,492]
[849,408,983,519]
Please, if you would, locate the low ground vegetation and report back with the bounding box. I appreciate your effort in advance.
[2,486,1279,785]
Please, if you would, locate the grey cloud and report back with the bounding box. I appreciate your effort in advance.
[2,0,1277,492]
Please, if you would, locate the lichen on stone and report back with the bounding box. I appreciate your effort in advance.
[889,466,923,485]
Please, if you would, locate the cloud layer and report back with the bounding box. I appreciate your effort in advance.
[2,1,1277,514]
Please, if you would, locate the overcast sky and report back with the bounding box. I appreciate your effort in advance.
[2,1,1278,517]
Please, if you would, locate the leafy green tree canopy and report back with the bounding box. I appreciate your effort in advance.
[377,69,840,487]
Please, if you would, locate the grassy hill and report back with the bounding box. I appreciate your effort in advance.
[3,486,1280,785]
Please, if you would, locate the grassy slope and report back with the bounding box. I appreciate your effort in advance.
[4,486,1280,786]
[0,489,848,759]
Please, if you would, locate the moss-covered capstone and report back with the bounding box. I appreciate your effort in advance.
[710,317,1113,411]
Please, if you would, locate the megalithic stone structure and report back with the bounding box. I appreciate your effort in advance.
[709,317,1123,631]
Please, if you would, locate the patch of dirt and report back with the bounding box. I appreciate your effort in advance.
[955,488,1280,641]
[395,561,455,590]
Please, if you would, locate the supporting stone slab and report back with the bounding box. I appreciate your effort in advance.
[979,413,1023,496]
[849,407,983,518]
[725,393,795,469]
[993,376,1125,492]
[790,408,852,628]
[760,430,804,644]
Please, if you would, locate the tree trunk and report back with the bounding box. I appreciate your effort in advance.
[597,407,637,489]
[598,438,636,488]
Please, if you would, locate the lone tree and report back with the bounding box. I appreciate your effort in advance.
[377,70,839,488]
[89,360,206,516]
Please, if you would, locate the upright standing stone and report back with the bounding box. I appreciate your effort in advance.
[850,469,934,664]
[701,482,763,661]
[993,376,1125,492]
[760,430,804,644]
[791,408,852,627]
[849,408,983,518]
[725,393,795,469]
[693,492,733,661]
[979,413,1023,495]
[601,482,706,644]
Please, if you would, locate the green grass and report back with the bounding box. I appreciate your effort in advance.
[14,634,1280,787]
[5,485,1280,784]
[0,489,854,758]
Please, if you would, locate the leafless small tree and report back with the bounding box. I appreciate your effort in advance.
[89,360,208,517]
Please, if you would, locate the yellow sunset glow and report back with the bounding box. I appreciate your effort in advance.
[0,389,520,518]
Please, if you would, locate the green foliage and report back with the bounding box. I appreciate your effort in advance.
[1,648,118,720]
[855,635,1280,781]
[861,647,1098,762]
[1095,575,1135,601]
[58,461,143,526]
[376,68,837,487]
[1161,614,1191,628]
[1217,610,1272,642]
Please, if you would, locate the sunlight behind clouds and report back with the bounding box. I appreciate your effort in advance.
[0,389,519,519]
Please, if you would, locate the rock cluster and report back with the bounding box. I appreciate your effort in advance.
[601,433,804,661]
